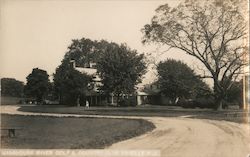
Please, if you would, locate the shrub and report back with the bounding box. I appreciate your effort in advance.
[178,98,215,109]
[118,97,136,107]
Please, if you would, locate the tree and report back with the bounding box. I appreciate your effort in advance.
[63,38,110,67]
[96,43,147,99]
[157,59,210,104]
[142,0,248,110]
[25,68,50,102]
[64,38,96,67]
[225,80,243,108]
[53,61,91,105]
[1,78,24,97]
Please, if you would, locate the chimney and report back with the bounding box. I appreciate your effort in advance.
[70,60,76,69]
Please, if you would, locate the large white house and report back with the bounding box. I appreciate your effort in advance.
[70,60,104,106]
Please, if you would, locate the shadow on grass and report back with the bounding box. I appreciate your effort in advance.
[1,114,155,149]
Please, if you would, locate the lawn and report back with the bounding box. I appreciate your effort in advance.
[1,114,155,149]
[17,105,250,123]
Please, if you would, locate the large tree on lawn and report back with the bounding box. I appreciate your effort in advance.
[157,59,211,104]
[64,38,110,67]
[96,43,147,98]
[142,0,248,110]
[24,68,50,102]
[53,61,91,105]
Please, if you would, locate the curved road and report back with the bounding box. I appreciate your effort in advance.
[1,105,250,157]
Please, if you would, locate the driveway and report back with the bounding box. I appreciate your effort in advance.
[1,105,250,157]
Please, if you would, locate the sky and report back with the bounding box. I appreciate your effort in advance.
[0,0,201,85]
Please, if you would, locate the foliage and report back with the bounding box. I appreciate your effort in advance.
[142,0,248,109]
[1,78,24,97]
[177,97,215,109]
[63,38,111,67]
[53,61,91,105]
[24,68,50,102]
[118,97,137,107]
[157,59,211,103]
[96,43,147,96]
[194,80,212,98]
[62,38,146,104]
[225,80,243,105]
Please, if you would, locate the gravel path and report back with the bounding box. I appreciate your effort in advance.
[1,105,250,157]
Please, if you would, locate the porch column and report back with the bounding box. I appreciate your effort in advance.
[111,93,114,105]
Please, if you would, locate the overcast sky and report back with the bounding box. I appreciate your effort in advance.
[1,0,201,85]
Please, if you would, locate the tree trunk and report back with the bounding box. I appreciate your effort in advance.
[213,81,224,110]
[216,98,223,110]
[174,97,179,104]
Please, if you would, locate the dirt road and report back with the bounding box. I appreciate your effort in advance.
[1,105,250,157]
[110,117,250,157]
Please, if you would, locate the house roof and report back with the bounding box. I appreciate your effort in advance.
[136,91,149,96]
[75,67,101,82]
[75,67,97,75]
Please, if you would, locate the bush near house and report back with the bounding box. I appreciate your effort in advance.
[178,98,216,109]
[118,96,137,107]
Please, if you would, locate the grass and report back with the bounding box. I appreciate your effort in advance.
[1,114,155,149]
[17,105,250,124]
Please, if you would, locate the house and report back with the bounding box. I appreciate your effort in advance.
[142,82,164,105]
[136,91,149,105]
[71,59,153,106]
[70,60,105,106]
